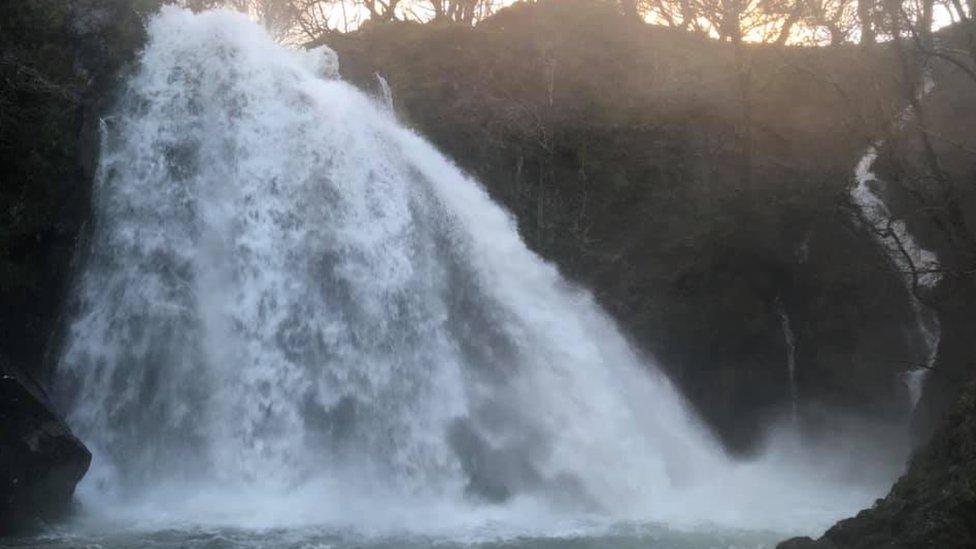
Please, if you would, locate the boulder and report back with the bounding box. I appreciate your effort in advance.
[0,362,90,534]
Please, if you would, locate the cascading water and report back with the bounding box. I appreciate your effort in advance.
[853,146,940,410]
[51,8,895,546]
[775,298,799,423]
[849,73,941,411]
[375,72,394,112]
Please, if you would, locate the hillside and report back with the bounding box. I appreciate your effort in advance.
[323,0,927,453]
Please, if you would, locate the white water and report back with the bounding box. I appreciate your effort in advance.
[53,8,891,544]
[375,72,394,111]
[775,299,799,423]
[850,72,941,409]
[853,146,940,409]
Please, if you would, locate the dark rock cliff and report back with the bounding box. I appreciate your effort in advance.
[0,0,160,532]
[323,0,926,453]
[0,0,158,382]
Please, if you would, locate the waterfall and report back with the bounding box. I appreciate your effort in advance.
[375,72,394,111]
[852,147,940,410]
[54,7,888,536]
[775,299,799,423]
[850,72,940,410]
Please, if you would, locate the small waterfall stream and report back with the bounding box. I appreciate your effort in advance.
[775,299,799,423]
[852,146,940,410]
[850,72,941,410]
[375,73,394,111]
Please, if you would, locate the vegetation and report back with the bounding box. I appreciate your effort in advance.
[174,0,971,47]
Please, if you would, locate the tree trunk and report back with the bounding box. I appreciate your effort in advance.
[858,0,875,46]
[461,0,477,24]
[774,2,803,46]
[948,0,968,20]
[919,0,935,45]
[829,24,844,45]
[679,0,697,31]
[724,0,743,44]
[431,0,445,21]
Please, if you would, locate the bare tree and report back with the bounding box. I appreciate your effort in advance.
[663,0,802,43]
[360,0,401,22]
[430,0,492,24]
[179,0,225,11]
[290,0,348,40]
[858,0,877,45]
[177,0,303,39]
[774,0,806,44]
[803,0,859,45]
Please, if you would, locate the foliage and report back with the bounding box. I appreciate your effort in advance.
[179,0,970,46]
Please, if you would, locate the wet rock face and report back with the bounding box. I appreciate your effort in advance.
[0,0,159,534]
[779,380,976,549]
[913,280,976,445]
[0,363,91,534]
[0,0,159,385]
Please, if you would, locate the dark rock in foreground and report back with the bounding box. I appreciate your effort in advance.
[0,362,90,534]
[778,380,976,549]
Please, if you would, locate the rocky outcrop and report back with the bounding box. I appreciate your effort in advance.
[0,0,158,383]
[0,362,90,534]
[0,0,159,534]
[778,379,976,549]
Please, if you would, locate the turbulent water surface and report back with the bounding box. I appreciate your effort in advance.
[2,524,786,549]
[21,7,902,548]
